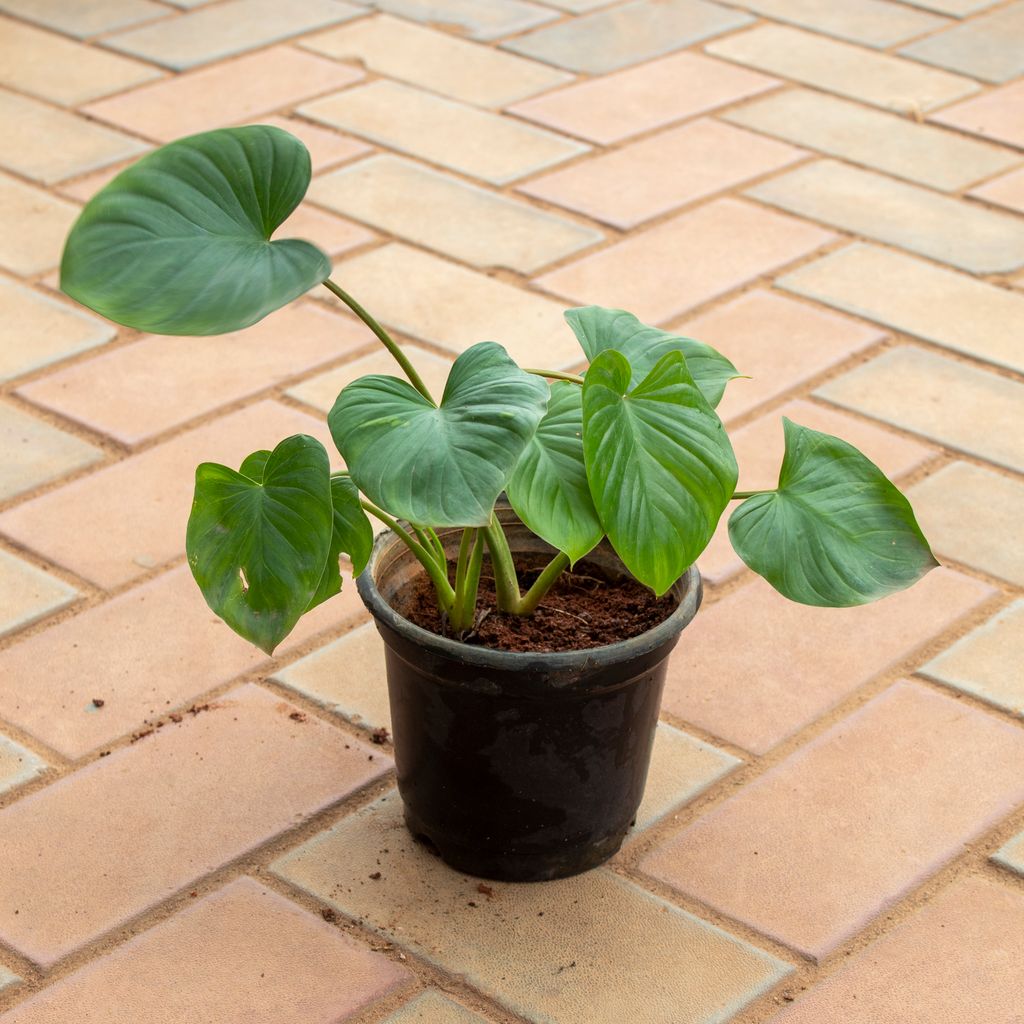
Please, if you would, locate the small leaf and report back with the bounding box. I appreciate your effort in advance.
[728,418,939,607]
[186,435,333,654]
[61,125,330,336]
[329,341,550,527]
[507,381,603,564]
[582,349,738,595]
[306,476,375,612]
[565,305,740,408]
[239,450,272,482]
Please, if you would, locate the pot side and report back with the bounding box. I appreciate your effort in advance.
[357,509,702,882]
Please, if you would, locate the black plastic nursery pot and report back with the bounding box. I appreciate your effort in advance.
[356,508,702,883]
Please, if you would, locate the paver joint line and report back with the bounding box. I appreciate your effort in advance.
[1,2,1023,1022]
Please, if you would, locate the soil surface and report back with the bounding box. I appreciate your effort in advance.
[397,556,676,653]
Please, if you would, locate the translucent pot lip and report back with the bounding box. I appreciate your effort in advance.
[356,522,703,674]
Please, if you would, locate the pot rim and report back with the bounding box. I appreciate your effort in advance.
[356,527,703,672]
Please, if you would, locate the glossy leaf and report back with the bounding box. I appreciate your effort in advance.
[507,381,603,564]
[186,434,333,654]
[306,475,374,612]
[239,449,272,482]
[61,125,330,336]
[582,349,738,595]
[565,305,740,408]
[329,341,550,527]
[729,418,938,607]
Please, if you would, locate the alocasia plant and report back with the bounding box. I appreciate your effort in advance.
[60,125,937,654]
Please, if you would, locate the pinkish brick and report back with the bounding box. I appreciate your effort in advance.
[664,569,991,753]
[641,681,1024,960]
[0,685,390,967]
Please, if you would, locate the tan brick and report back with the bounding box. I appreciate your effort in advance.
[277,204,376,257]
[0,278,114,382]
[642,681,1024,960]
[0,564,365,759]
[816,346,1024,473]
[382,991,493,1024]
[698,399,936,587]
[272,620,391,733]
[970,166,1024,212]
[0,16,160,105]
[519,118,805,229]
[18,304,370,445]
[302,14,571,107]
[536,198,835,325]
[261,116,372,174]
[287,343,454,415]
[679,290,884,425]
[779,244,1024,375]
[0,878,409,1023]
[83,46,363,143]
[706,24,979,111]
[723,88,1020,191]
[631,724,738,835]
[0,173,80,276]
[103,0,361,70]
[724,0,948,47]
[922,599,1024,718]
[273,790,791,1024]
[0,399,103,499]
[663,569,992,754]
[0,687,389,966]
[361,0,556,41]
[309,155,601,272]
[0,732,47,796]
[0,0,166,36]
[902,0,1001,13]
[0,548,78,639]
[0,401,337,590]
[328,243,583,367]
[749,159,1024,274]
[300,80,588,185]
[909,462,1024,585]
[767,877,1024,1021]
[508,51,779,145]
[931,79,1024,147]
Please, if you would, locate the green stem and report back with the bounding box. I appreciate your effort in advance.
[360,500,455,611]
[731,490,771,500]
[413,525,446,571]
[524,368,585,385]
[483,517,522,613]
[517,551,571,615]
[424,527,447,569]
[451,528,483,632]
[323,278,434,404]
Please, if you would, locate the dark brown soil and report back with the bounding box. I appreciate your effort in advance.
[397,555,676,653]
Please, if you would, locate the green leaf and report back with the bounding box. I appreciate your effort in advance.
[507,381,603,564]
[329,341,549,527]
[239,450,272,482]
[582,349,738,595]
[61,125,330,336]
[728,418,939,607]
[565,305,740,408]
[306,475,375,612]
[186,434,333,654]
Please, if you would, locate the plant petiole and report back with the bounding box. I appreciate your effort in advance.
[524,368,585,386]
[483,516,523,613]
[731,490,772,500]
[518,551,571,615]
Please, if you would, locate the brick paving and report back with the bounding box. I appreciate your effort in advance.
[0,1,1021,1020]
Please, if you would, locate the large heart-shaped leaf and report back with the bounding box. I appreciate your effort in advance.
[329,341,549,527]
[583,349,738,595]
[186,434,333,654]
[61,125,330,335]
[507,381,603,564]
[728,418,938,607]
[306,475,374,612]
[566,305,740,408]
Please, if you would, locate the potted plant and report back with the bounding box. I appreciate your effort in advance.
[60,126,937,882]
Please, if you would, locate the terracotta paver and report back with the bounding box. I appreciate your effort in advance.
[642,681,1024,959]
[16,303,370,445]
[518,118,806,229]
[0,878,410,1023]
[0,684,390,966]
[273,790,792,1024]
[507,51,780,145]
[537,198,836,324]
[766,877,1024,1021]
[0,2,1022,1019]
